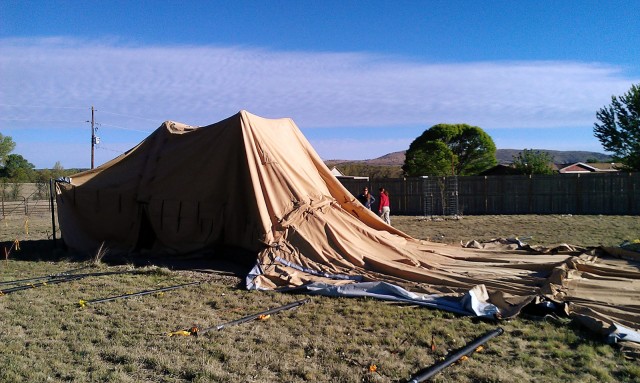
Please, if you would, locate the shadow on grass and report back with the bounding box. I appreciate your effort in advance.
[1,239,255,282]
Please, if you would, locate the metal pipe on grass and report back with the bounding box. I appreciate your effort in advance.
[0,270,137,295]
[407,327,504,382]
[78,281,201,307]
[0,266,90,286]
[1,275,85,295]
[192,298,311,336]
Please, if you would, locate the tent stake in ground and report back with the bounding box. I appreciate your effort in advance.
[407,327,504,382]
[78,281,201,307]
[170,298,311,337]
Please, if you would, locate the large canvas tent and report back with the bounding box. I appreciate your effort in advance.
[56,110,640,343]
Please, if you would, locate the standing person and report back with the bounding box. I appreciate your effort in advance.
[357,187,375,210]
[378,187,391,225]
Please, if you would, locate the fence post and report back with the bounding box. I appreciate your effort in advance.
[629,173,634,214]
[402,178,407,214]
[49,179,57,248]
[422,176,426,217]
[484,176,488,213]
[527,175,533,213]
[576,174,582,214]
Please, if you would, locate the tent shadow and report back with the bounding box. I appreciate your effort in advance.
[2,239,255,283]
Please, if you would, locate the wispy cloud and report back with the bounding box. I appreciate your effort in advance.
[0,37,637,167]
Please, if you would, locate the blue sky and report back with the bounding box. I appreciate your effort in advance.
[1,1,639,169]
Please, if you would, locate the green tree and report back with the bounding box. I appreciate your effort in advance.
[33,162,66,199]
[51,161,65,179]
[35,169,52,199]
[0,132,16,166]
[594,83,640,171]
[0,154,35,182]
[403,123,497,176]
[512,149,555,175]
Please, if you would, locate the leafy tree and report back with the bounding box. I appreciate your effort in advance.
[0,154,35,182]
[34,161,69,198]
[512,149,555,175]
[0,132,16,166]
[35,169,52,199]
[51,161,65,179]
[403,124,497,176]
[594,83,640,171]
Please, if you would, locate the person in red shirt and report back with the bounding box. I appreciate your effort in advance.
[378,187,391,225]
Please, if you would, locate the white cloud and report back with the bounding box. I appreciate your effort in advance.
[0,37,637,167]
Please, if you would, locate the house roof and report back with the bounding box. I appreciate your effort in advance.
[559,162,622,173]
[330,166,369,180]
[330,166,344,176]
[478,164,521,176]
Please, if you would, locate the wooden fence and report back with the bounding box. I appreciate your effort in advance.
[338,172,640,215]
[3,174,638,218]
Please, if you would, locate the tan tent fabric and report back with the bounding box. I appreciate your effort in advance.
[56,110,640,340]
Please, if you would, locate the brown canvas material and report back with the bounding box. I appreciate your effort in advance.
[56,111,640,338]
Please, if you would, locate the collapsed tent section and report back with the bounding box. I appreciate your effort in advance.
[56,110,640,342]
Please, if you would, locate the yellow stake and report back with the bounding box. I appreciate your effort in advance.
[168,330,192,337]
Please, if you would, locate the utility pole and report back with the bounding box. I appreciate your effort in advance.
[91,105,95,169]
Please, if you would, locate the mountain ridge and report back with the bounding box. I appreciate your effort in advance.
[325,149,612,168]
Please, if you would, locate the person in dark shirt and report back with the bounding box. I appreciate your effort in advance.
[357,187,375,210]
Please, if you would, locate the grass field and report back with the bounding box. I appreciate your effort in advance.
[1,213,639,382]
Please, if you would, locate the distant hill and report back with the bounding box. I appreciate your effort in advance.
[325,151,405,168]
[325,149,613,171]
[495,149,612,164]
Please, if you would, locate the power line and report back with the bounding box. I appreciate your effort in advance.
[96,145,125,154]
[99,110,162,123]
[0,118,87,124]
[99,122,151,133]
[0,103,88,110]
[0,104,163,128]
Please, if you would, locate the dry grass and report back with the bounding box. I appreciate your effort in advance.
[392,214,640,247]
[1,213,639,382]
